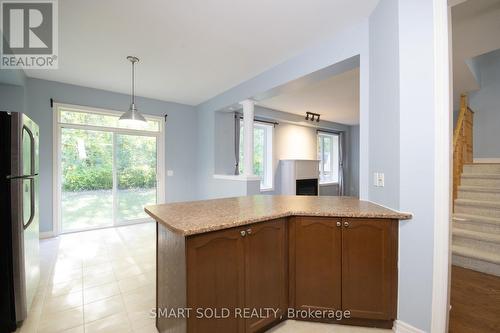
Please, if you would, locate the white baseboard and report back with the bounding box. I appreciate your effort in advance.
[392,320,426,333]
[40,231,55,239]
[473,158,500,163]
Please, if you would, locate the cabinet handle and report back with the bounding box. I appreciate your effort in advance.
[344,221,349,228]
[246,228,252,235]
[240,230,246,237]
[336,221,341,227]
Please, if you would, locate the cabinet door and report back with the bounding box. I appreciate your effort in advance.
[244,219,287,333]
[290,217,342,312]
[341,218,398,320]
[187,228,245,333]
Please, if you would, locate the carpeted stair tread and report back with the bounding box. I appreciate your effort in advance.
[452,228,500,244]
[461,173,500,179]
[452,245,500,265]
[453,213,500,226]
[458,185,500,193]
[454,199,500,209]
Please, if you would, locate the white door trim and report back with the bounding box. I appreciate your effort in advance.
[52,102,166,236]
[431,0,452,332]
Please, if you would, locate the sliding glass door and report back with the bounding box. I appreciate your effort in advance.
[56,105,164,233]
[116,134,157,223]
[61,128,114,231]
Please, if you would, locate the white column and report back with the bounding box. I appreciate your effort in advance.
[240,99,255,176]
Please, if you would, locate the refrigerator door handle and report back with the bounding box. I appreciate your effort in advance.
[23,178,35,230]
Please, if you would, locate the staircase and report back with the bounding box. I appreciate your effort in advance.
[452,163,500,276]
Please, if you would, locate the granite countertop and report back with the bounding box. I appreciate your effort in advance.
[145,195,412,236]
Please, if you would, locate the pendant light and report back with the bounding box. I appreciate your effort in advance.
[119,56,147,126]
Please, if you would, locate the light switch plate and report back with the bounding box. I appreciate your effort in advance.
[167,170,174,176]
[377,173,385,187]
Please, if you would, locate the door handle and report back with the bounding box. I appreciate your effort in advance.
[246,228,252,235]
[344,221,349,228]
[336,221,341,227]
[23,178,35,230]
[240,230,246,237]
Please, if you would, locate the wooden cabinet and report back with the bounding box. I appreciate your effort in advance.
[244,219,287,332]
[289,217,342,312]
[341,218,397,320]
[186,227,245,333]
[186,219,287,333]
[289,217,398,325]
[183,216,398,333]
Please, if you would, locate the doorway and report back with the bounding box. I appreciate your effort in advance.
[54,104,165,234]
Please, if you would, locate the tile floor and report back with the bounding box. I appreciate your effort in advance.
[16,222,390,333]
[17,223,157,333]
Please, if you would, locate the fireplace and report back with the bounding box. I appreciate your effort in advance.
[296,178,318,196]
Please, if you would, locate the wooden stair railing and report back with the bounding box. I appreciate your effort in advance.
[453,94,474,208]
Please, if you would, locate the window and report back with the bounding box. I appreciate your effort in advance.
[54,104,165,233]
[239,121,273,190]
[317,132,339,184]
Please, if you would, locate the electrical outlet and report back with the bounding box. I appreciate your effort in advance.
[167,170,174,177]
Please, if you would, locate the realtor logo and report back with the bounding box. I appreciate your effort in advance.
[1,0,58,69]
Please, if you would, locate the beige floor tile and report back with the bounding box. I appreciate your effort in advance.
[122,283,155,301]
[83,270,116,289]
[42,291,82,315]
[38,306,83,333]
[124,295,155,315]
[50,269,82,285]
[83,281,120,304]
[132,321,158,333]
[117,273,151,293]
[83,255,111,267]
[113,264,143,280]
[60,325,85,333]
[46,279,83,297]
[85,312,132,333]
[128,312,156,331]
[110,257,141,270]
[17,314,39,333]
[267,320,392,333]
[83,262,114,277]
[83,295,126,323]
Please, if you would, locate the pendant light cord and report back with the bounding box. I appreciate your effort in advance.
[131,60,135,106]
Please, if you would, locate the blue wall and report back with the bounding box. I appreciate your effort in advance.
[368,0,438,330]
[368,0,400,208]
[469,49,500,158]
[0,83,25,112]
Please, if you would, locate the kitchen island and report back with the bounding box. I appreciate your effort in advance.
[145,195,412,333]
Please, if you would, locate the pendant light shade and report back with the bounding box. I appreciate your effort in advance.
[119,56,147,126]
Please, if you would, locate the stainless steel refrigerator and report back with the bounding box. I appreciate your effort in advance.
[0,112,40,332]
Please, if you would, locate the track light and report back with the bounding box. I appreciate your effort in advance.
[305,112,320,122]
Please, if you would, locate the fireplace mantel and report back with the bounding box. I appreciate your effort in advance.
[280,159,319,195]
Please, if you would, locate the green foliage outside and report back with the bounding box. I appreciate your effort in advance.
[238,125,265,177]
[61,128,156,191]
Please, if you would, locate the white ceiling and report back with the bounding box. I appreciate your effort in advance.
[24,0,379,106]
[452,0,500,108]
[259,68,360,125]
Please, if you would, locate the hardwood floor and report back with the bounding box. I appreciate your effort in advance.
[449,265,500,333]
